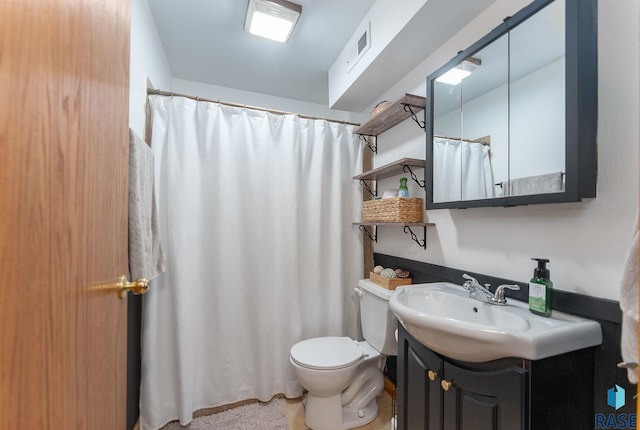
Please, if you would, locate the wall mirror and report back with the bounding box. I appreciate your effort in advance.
[426,0,597,209]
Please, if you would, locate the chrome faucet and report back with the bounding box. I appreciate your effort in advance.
[493,283,521,305]
[462,274,494,303]
[462,274,520,305]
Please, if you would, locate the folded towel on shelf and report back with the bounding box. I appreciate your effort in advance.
[620,218,638,384]
[128,129,166,281]
[504,171,564,196]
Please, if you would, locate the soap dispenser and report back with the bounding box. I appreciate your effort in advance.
[529,258,553,317]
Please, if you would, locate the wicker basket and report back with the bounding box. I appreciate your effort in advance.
[362,197,423,223]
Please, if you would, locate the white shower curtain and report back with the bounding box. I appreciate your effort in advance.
[140,95,363,430]
[433,137,495,202]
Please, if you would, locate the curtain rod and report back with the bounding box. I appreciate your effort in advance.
[434,134,491,146]
[147,89,361,127]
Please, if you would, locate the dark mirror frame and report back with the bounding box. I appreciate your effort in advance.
[425,0,597,209]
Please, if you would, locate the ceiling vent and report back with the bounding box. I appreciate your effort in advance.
[347,22,371,72]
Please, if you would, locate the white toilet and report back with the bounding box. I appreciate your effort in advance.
[289,279,398,430]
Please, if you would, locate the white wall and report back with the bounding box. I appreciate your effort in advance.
[328,0,427,107]
[369,0,639,301]
[509,58,565,179]
[129,0,173,138]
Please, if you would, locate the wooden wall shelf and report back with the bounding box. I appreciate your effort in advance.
[353,92,432,249]
[353,222,435,249]
[354,94,426,136]
[353,222,435,227]
[354,158,425,181]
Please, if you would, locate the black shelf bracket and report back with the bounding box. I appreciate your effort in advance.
[359,134,377,153]
[359,225,377,243]
[359,179,377,198]
[403,225,426,249]
[403,104,426,130]
[402,165,426,188]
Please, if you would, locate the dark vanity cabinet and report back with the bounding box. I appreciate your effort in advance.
[442,360,527,430]
[402,338,442,430]
[397,325,595,430]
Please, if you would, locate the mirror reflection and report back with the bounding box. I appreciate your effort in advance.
[431,0,565,204]
[508,0,565,197]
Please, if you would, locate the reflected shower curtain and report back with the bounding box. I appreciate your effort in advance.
[140,95,363,430]
[433,138,495,201]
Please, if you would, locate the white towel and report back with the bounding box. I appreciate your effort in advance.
[128,129,166,281]
[620,218,638,383]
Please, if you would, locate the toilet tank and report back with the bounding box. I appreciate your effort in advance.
[358,279,398,356]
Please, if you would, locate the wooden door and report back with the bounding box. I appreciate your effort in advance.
[0,0,131,428]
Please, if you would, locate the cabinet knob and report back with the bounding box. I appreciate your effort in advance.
[427,370,437,381]
[441,379,454,391]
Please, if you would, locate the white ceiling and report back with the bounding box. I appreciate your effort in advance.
[147,0,376,106]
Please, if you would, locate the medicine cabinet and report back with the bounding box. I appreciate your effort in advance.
[425,0,597,209]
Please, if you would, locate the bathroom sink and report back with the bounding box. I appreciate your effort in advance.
[389,282,602,362]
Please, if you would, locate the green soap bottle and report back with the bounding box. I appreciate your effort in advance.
[529,258,553,317]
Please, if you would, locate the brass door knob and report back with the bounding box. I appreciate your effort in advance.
[428,370,437,381]
[118,276,150,299]
[441,379,453,391]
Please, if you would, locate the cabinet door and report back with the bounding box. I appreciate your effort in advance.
[442,362,529,430]
[398,328,443,430]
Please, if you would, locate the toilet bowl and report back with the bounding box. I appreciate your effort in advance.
[289,279,397,430]
[290,337,385,430]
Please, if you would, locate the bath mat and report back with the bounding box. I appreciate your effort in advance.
[161,400,289,430]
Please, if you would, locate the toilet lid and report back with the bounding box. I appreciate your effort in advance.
[290,337,363,370]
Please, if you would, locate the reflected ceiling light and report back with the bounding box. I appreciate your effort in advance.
[244,0,302,43]
[436,57,482,86]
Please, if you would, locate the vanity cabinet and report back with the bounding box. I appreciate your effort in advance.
[397,325,595,430]
[401,336,442,430]
[442,360,527,430]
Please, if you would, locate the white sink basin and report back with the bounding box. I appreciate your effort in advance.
[389,282,602,362]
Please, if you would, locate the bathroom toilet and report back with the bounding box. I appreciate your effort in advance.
[289,279,398,430]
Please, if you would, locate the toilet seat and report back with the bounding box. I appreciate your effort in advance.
[290,337,363,370]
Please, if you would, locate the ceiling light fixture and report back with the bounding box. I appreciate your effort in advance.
[436,57,482,86]
[244,0,302,43]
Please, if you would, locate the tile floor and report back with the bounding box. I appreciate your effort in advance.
[281,391,394,430]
